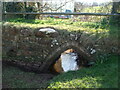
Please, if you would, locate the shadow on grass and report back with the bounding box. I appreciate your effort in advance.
[5,18,39,24]
[2,63,55,88]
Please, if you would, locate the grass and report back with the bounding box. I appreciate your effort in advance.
[48,55,118,88]
[82,5,112,13]
[5,17,119,40]
[4,17,119,39]
[4,17,119,40]
[3,18,109,34]
[2,55,119,88]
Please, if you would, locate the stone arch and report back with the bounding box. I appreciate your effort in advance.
[39,41,92,73]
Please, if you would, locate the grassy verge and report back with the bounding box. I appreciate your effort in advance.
[48,55,118,88]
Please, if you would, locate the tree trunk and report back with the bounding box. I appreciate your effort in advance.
[36,2,43,19]
[111,1,120,13]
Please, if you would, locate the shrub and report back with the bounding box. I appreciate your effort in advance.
[5,2,25,18]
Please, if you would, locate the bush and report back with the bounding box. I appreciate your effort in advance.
[100,17,110,29]
[109,16,120,25]
[5,2,25,18]
[25,6,37,19]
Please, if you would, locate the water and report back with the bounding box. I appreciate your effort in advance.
[61,52,79,72]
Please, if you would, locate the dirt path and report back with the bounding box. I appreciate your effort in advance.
[2,63,56,88]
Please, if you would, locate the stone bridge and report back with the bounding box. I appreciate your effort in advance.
[2,25,119,73]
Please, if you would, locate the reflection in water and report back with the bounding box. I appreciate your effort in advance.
[61,51,79,72]
[54,49,79,73]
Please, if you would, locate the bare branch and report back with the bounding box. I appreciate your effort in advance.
[37,0,73,12]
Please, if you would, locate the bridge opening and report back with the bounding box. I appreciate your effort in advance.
[49,48,87,74]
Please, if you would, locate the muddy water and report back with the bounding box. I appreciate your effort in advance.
[61,52,79,72]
